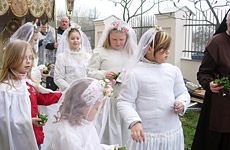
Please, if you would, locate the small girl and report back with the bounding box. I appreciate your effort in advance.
[50,78,119,150]
[0,40,62,150]
[117,27,190,150]
[8,21,45,82]
[87,20,137,146]
[54,26,92,91]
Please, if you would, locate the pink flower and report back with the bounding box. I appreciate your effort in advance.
[35,19,38,24]
[113,80,117,84]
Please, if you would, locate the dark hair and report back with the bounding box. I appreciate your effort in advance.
[68,28,81,38]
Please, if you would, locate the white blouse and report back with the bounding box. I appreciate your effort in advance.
[87,47,130,80]
[54,50,91,91]
[51,120,115,150]
[117,62,191,133]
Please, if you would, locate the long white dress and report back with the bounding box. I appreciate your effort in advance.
[0,79,55,150]
[51,120,115,150]
[87,47,131,146]
[54,50,91,91]
[117,61,191,150]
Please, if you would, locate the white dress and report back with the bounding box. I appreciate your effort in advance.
[51,120,115,150]
[87,47,131,146]
[54,50,91,91]
[117,61,191,150]
[0,79,55,150]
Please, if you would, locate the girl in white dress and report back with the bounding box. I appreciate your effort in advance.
[117,27,191,150]
[54,26,92,91]
[50,78,120,150]
[87,20,137,146]
[0,40,62,150]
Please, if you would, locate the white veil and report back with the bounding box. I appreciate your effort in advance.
[41,78,113,149]
[123,27,160,72]
[8,22,34,43]
[56,24,92,56]
[97,20,137,56]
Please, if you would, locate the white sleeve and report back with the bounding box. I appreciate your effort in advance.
[117,72,142,127]
[87,50,106,80]
[173,66,191,115]
[43,28,55,46]
[54,54,69,90]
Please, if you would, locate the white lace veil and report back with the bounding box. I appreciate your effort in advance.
[8,22,34,43]
[96,20,137,56]
[54,77,112,140]
[56,24,92,56]
[132,27,158,65]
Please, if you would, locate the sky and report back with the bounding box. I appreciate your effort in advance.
[57,0,229,20]
[57,0,124,19]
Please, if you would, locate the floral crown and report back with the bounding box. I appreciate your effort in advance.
[111,23,129,32]
[32,19,38,30]
[81,79,114,106]
[153,25,163,31]
[66,26,80,32]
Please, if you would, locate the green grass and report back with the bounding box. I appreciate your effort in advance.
[180,109,200,150]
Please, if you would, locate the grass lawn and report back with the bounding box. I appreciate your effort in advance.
[180,109,200,150]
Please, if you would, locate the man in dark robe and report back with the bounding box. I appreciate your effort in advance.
[192,9,230,150]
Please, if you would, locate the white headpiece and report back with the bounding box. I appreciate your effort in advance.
[96,20,137,56]
[56,24,92,56]
[81,79,114,106]
[9,21,38,43]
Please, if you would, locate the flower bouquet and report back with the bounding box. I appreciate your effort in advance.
[37,112,48,125]
[39,63,54,77]
[114,145,126,150]
[212,75,230,96]
[113,72,121,85]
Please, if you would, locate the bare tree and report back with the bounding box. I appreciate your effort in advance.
[108,0,167,22]
[109,0,229,26]
[158,0,229,27]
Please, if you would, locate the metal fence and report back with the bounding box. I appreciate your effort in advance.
[182,9,227,60]
[129,15,156,42]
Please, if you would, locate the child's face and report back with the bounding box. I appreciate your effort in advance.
[68,31,81,50]
[109,31,127,50]
[83,102,101,122]
[154,48,170,64]
[15,47,33,74]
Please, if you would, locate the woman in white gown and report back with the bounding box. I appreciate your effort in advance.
[54,25,92,91]
[117,27,191,150]
[50,78,120,150]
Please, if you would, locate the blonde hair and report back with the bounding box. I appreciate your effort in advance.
[102,30,128,50]
[152,31,171,55]
[0,39,36,87]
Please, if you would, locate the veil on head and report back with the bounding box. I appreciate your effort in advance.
[56,24,92,56]
[8,22,34,43]
[55,78,112,139]
[96,20,137,56]
[122,27,160,72]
